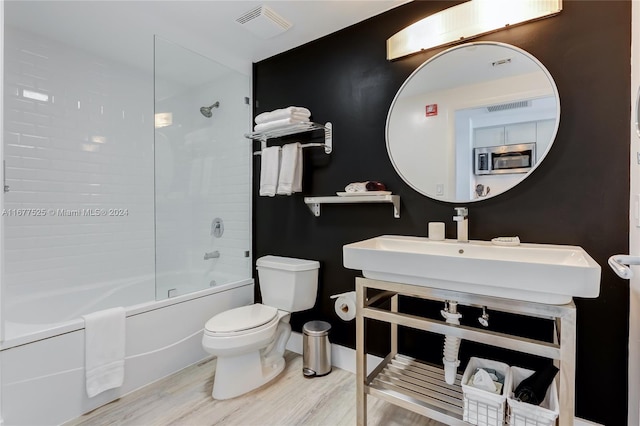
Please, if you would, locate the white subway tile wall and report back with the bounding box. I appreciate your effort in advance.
[3,26,155,319]
[3,27,252,327]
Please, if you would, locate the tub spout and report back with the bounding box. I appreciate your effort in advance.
[204,250,220,260]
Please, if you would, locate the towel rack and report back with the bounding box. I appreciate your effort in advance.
[246,122,332,155]
[253,142,330,156]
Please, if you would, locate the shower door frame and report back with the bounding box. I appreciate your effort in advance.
[629,3,640,426]
[1,1,6,423]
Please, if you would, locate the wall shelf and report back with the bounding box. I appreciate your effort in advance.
[246,122,332,154]
[303,194,400,218]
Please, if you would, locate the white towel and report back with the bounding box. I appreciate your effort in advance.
[82,307,126,398]
[255,106,311,124]
[259,146,281,197]
[253,115,310,132]
[345,182,368,193]
[277,143,303,195]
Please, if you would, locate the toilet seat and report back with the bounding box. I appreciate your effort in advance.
[202,304,286,356]
[205,304,279,337]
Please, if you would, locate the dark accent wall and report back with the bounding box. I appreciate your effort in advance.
[253,1,630,424]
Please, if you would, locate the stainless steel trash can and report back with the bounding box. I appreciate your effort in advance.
[302,320,331,377]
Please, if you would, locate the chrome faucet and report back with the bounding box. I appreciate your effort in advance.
[204,250,220,260]
[453,207,468,242]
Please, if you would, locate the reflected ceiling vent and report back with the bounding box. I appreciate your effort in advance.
[236,5,292,39]
[487,100,531,112]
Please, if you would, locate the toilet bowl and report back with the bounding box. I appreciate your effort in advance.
[202,255,319,400]
[202,304,291,399]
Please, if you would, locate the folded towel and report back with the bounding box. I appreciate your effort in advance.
[345,182,368,193]
[82,307,126,398]
[259,146,281,197]
[254,115,310,132]
[277,143,303,195]
[255,106,311,124]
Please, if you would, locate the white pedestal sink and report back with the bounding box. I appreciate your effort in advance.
[343,235,601,304]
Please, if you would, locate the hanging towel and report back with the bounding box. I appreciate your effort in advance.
[277,143,303,195]
[292,143,303,193]
[260,146,281,197]
[255,106,311,124]
[253,115,310,132]
[82,307,126,398]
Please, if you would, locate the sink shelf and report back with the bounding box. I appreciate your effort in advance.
[367,354,467,426]
[355,277,577,426]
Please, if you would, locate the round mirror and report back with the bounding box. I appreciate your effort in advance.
[386,42,560,203]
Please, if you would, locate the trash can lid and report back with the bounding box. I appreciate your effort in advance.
[303,320,331,336]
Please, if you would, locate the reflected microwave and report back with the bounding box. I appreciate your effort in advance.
[474,143,536,175]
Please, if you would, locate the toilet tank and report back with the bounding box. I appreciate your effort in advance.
[256,256,320,312]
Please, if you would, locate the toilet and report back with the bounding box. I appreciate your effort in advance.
[202,255,320,400]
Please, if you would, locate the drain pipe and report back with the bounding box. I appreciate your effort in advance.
[441,301,462,385]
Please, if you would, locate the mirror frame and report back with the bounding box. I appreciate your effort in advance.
[385,41,561,203]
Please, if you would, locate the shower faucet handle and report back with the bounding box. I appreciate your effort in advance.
[211,218,224,237]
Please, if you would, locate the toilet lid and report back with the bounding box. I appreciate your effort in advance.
[205,304,278,333]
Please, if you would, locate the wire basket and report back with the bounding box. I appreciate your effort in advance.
[507,366,559,426]
[461,357,512,426]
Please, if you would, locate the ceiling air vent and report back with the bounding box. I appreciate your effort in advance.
[236,5,292,39]
[487,100,531,112]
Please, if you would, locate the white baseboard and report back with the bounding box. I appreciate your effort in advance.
[286,332,602,426]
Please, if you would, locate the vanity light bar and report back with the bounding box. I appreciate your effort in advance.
[387,0,562,60]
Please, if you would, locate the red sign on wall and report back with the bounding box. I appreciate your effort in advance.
[426,104,438,116]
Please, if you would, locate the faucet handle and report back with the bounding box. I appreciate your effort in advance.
[454,207,468,217]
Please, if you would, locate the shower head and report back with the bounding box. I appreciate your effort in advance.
[200,101,220,118]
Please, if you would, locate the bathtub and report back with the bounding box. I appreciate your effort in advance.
[1,275,254,425]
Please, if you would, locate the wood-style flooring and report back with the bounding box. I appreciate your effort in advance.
[66,351,445,426]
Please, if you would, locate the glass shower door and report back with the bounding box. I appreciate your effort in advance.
[154,37,251,300]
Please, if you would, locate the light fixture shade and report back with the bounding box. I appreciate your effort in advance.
[387,0,562,60]
[155,112,173,129]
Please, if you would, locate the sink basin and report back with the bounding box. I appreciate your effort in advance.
[343,235,601,304]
